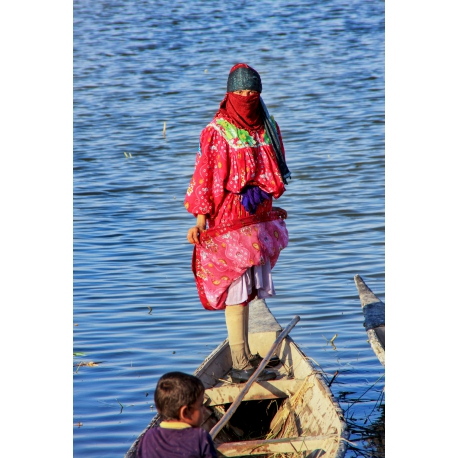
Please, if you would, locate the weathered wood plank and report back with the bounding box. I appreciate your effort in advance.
[194,340,232,388]
[248,298,282,334]
[354,274,385,366]
[367,328,385,366]
[354,274,385,330]
[205,379,303,406]
[248,298,283,357]
[217,434,336,456]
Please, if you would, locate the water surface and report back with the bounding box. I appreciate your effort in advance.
[74,1,385,456]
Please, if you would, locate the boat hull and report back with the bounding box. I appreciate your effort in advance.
[354,274,385,366]
[125,299,348,458]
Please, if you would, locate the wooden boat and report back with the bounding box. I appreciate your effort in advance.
[125,298,348,457]
[354,275,385,366]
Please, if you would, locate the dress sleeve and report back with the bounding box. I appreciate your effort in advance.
[184,125,229,218]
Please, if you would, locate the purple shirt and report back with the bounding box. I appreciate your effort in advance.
[137,426,218,458]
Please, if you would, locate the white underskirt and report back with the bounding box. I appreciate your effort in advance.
[225,258,276,306]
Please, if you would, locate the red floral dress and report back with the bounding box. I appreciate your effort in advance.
[184,116,289,310]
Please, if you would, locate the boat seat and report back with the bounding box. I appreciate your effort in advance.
[204,379,304,406]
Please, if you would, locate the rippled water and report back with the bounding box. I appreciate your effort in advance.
[73,1,385,456]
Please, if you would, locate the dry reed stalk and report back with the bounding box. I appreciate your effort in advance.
[266,376,315,441]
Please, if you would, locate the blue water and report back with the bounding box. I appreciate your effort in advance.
[74,1,385,456]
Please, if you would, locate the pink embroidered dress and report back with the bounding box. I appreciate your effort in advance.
[184,116,289,310]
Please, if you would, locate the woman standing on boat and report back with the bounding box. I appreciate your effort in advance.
[184,63,290,383]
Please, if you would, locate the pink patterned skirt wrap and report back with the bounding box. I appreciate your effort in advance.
[192,210,288,310]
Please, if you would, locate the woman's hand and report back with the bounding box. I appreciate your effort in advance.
[187,226,205,245]
[272,206,287,220]
[187,214,207,245]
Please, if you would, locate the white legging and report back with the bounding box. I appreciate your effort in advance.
[225,304,254,370]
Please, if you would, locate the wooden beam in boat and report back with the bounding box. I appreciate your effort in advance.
[205,379,304,406]
[217,434,336,456]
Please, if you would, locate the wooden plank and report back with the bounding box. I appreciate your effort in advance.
[367,328,385,366]
[248,298,283,357]
[194,340,232,388]
[205,379,303,406]
[217,434,336,457]
[248,298,282,334]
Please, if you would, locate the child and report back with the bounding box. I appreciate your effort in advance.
[137,372,218,458]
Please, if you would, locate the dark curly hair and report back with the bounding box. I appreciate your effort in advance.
[154,372,205,421]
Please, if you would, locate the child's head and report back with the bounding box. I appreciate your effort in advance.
[154,372,205,427]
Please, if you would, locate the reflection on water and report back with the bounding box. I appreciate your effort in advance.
[346,403,385,457]
[73,0,384,456]
[365,405,385,457]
